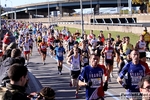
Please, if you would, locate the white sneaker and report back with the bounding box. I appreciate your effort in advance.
[59,71,62,75]
[110,73,114,78]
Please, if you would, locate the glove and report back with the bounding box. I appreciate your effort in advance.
[121,83,129,89]
[86,81,92,87]
[103,82,108,91]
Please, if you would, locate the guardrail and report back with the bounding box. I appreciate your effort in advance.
[57,21,144,27]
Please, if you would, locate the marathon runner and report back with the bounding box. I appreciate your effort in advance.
[39,38,48,65]
[117,49,150,100]
[54,41,66,75]
[78,54,108,100]
[101,40,115,81]
[113,35,122,68]
[67,47,82,98]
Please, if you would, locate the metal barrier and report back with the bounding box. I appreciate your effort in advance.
[58,21,144,27]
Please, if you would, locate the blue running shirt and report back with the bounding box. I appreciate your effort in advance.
[54,46,65,61]
[119,62,146,92]
[79,65,107,100]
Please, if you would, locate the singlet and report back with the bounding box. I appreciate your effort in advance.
[81,48,89,65]
[23,42,30,51]
[122,43,133,53]
[87,34,93,40]
[47,37,55,46]
[104,47,114,60]
[40,42,47,51]
[68,41,74,51]
[71,54,80,71]
[29,38,34,46]
[114,40,122,49]
[43,35,48,42]
[97,41,104,50]
[138,40,146,52]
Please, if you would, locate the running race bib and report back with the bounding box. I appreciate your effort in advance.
[131,76,142,85]
[106,52,112,59]
[91,78,101,88]
[72,60,80,70]
[58,52,63,57]
[41,46,46,49]
[99,46,103,50]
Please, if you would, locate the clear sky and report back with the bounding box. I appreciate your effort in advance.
[1,0,57,7]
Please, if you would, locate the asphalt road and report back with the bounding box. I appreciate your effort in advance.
[27,44,128,100]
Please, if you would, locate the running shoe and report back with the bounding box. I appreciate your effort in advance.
[75,93,79,99]
[58,71,62,75]
[110,73,114,78]
[70,82,72,87]
[43,62,45,65]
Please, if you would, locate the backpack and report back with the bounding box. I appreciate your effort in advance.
[0,87,20,100]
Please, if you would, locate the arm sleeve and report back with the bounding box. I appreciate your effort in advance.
[78,68,86,82]
[118,64,129,79]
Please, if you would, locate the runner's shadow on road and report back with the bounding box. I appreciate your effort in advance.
[105,94,120,98]
[109,86,122,89]
[109,82,118,84]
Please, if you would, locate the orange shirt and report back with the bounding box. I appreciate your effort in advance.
[39,42,48,51]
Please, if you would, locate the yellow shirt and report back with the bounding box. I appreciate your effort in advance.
[143,32,150,42]
[122,43,133,53]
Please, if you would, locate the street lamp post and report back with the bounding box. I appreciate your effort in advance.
[0,0,1,30]
[117,0,121,15]
[36,6,37,18]
[80,0,84,36]
[128,0,132,16]
[90,0,92,24]
[6,0,13,19]
[48,0,50,24]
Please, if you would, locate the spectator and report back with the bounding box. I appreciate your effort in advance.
[139,75,150,100]
[2,32,11,53]
[39,87,55,100]
[142,28,150,51]
[0,48,21,86]
[1,63,30,100]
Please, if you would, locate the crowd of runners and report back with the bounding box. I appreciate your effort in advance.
[1,19,150,100]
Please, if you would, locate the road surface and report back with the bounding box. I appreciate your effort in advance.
[27,44,129,100]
